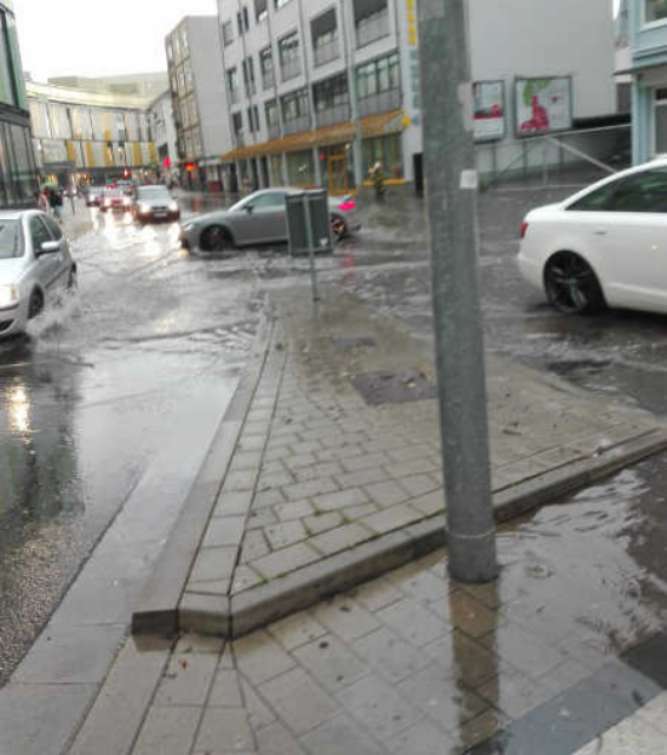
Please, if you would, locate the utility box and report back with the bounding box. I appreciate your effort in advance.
[285,189,333,257]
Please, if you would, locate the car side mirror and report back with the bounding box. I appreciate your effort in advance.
[39,240,61,255]
[245,204,254,214]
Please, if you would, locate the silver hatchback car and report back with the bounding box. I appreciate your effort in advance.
[0,210,77,337]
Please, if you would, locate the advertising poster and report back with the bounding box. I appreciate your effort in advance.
[474,81,505,142]
[515,77,572,136]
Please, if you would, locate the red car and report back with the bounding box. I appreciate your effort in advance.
[100,187,132,213]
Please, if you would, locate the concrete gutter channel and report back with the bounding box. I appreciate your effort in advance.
[130,300,667,643]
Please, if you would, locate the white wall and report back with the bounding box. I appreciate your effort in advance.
[187,16,233,156]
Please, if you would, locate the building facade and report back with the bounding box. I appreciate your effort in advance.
[0,0,39,207]
[27,81,159,189]
[626,0,667,162]
[148,90,179,181]
[213,0,616,195]
[166,16,230,190]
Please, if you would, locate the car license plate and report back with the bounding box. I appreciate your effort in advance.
[155,212,167,218]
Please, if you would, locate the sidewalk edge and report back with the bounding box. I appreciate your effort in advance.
[228,427,667,638]
[130,307,273,635]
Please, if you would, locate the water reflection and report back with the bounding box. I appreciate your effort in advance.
[5,383,30,434]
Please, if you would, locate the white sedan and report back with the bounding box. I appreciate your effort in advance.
[518,158,667,315]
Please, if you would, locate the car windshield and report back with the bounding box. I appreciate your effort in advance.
[0,219,21,259]
[229,196,252,212]
[137,188,170,200]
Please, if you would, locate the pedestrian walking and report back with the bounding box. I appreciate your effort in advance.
[36,189,49,214]
[369,161,386,201]
[48,187,64,223]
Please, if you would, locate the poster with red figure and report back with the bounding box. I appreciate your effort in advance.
[474,81,505,142]
[514,77,572,136]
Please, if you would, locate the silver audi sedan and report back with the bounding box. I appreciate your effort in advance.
[0,210,77,337]
[179,187,361,252]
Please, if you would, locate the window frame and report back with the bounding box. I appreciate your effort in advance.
[644,0,667,27]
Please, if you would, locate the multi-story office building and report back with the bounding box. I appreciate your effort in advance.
[0,0,39,206]
[166,17,230,190]
[27,80,158,189]
[216,0,617,194]
[148,90,179,182]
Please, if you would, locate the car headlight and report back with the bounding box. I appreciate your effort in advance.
[123,197,131,206]
[139,203,151,213]
[168,201,179,212]
[0,284,19,308]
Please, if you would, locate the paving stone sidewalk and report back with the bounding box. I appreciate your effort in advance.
[72,487,667,754]
[175,287,667,632]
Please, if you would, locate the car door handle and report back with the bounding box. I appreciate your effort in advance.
[594,229,607,236]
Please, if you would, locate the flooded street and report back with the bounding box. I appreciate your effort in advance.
[3,181,667,693]
[0,204,262,685]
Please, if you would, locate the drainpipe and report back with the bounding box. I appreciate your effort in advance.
[340,0,363,188]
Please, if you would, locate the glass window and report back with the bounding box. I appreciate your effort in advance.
[227,67,240,103]
[286,150,314,185]
[0,13,13,106]
[251,191,286,209]
[608,170,667,212]
[279,31,301,80]
[260,47,274,89]
[237,7,250,34]
[43,215,63,240]
[274,0,293,8]
[222,20,234,46]
[255,0,268,22]
[568,181,623,212]
[243,57,256,96]
[232,112,243,137]
[656,102,667,153]
[29,215,51,250]
[265,99,279,128]
[0,219,21,259]
[5,13,27,109]
[313,73,349,111]
[646,0,667,22]
[362,134,403,178]
[247,105,260,132]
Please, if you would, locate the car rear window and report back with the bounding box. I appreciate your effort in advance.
[0,219,22,259]
[137,188,170,200]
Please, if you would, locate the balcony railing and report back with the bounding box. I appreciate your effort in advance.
[355,9,390,48]
[282,114,310,135]
[281,58,302,82]
[358,88,400,117]
[316,104,350,128]
[313,38,340,67]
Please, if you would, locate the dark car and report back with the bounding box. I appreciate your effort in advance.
[132,185,180,223]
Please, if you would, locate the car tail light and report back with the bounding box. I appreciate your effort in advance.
[338,196,356,212]
[520,221,529,240]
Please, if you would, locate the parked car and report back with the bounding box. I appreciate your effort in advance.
[132,185,180,223]
[0,210,77,337]
[179,188,361,252]
[518,157,667,316]
[100,186,132,213]
[85,187,103,207]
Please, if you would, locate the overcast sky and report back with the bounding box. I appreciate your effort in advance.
[16,0,217,82]
[17,0,621,83]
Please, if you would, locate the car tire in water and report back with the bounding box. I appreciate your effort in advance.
[67,267,77,291]
[544,252,606,315]
[330,214,347,241]
[28,289,44,319]
[201,225,233,252]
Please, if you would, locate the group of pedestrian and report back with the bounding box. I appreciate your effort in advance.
[35,185,64,222]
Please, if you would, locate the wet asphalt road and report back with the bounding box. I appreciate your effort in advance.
[3,175,667,686]
[0,203,262,686]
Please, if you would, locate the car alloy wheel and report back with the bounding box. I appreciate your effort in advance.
[202,225,232,252]
[545,253,605,315]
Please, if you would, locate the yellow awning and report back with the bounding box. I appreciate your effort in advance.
[220,109,405,163]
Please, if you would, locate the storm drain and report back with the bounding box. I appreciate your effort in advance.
[332,336,377,350]
[350,370,437,406]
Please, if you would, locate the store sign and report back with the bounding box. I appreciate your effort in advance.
[474,81,505,142]
[405,0,421,115]
[515,77,573,136]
